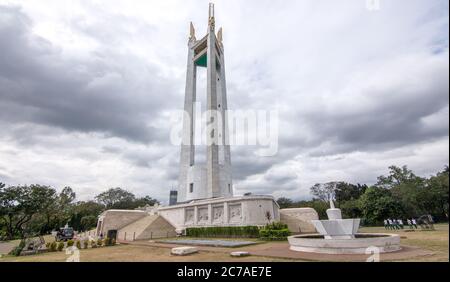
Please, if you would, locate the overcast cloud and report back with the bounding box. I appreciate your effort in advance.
[0,0,448,203]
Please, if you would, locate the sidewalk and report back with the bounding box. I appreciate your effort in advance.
[0,242,15,255]
[125,240,435,262]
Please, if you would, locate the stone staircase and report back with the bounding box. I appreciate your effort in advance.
[118,215,176,241]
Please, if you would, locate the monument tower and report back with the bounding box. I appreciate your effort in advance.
[177,3,233,203]
[96,5,282,236]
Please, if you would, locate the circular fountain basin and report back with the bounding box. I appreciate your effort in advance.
[288,233,401,254]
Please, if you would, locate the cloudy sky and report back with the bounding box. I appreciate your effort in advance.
[0,0,448,203]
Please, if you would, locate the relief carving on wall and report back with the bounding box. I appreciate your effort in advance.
[198,207,209,223]
[229,204,242,223]
[213,206,224,223]
[185,208,194,224]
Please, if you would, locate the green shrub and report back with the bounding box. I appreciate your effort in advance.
[91,240,97,248]
[185,226,260,238]
[9,246,23,256]
[57,242,65,251]
[45,242,51,249]
[104,237,112,246]
[97,238,103,247]
[9,240,25,256]
[50,242,57,252]
[264,222,288,230]
[67,240,74,247]
[83,240,89,249]
[76,241,81,249]
[258,221,291,241]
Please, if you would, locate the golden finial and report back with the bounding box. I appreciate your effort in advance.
[189,22,196,41]
[217,27,223,44]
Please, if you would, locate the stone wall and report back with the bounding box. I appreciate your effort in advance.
[117,215,176,241]
[96,210,147,237]
[280,208,319,234]
[158,195,280,232]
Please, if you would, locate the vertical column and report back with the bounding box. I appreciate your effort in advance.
[194,206,199,225]
[206,9,220,198]
[223,202,229,224]
[219,49,232,197]
[178,40,197,203]
[208,204,212,225]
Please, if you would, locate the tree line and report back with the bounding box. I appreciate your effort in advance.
[277,165,449,225]
[1,164,448,240]
[0,185,158,240]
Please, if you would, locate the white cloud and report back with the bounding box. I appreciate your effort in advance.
[0,0,448,203]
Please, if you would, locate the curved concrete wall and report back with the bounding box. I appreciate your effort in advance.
[280,208,319,234]
[158,195,280,231]
[96,210,147,237]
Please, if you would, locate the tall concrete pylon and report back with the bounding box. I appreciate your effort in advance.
[177,3,232,203]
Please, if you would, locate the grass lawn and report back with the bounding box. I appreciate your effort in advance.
[359,223,449,262]
[0,223,447,262]
[0,244,292,262]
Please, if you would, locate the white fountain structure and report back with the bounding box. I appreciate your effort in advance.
[288,200,401,255]
[311,199,360,240]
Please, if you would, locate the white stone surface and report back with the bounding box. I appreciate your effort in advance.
[280,208,318,233]
[171,246,199,256]
[288,233,401,254]
[311,218,361,239]
[158,195,280,230]
[178,7,232,203]
[326,208,342,220]
[230,251,250,257]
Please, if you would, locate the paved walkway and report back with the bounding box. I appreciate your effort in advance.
[0,242,15,255]
[125,240,435,262]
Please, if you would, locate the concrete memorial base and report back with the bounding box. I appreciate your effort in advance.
[288,233,401,254]
[230,251,250,257]
[171,246,199,256]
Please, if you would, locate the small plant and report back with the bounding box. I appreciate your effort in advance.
[57,242,65,251]
[76,240,81,249]
[105,237,113,246]
[91,240,97,248]
[83,240,89,249]
[97,238,103,247]
[45,242,51,249]
[111,238,116,246]
[67,240,74,247]
[9,240,25,256]
[258,221,291,241]
[50,242,57,252]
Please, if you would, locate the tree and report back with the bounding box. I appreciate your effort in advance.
[276,197,294,209]
[359,186,403,225]
[95,188,159,210]
[132,196,159,209]
[0,185,58,239]
[304,200,329,220]
[68,201,105,231]
[80,215,98,231]
[340,199,362,219]
[34,186,77,234]
[95,188,135,209]
[334,183,367,205]
[421,167,449,220]
[375,165,422,189]
[375,165,426,217]
[310,182,342,203]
